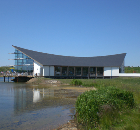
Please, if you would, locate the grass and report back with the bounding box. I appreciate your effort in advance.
[72,77,140,129]
[30,77,140,104]
[28,77,140,129]
[125,66,140,73]
[76,86,135,129]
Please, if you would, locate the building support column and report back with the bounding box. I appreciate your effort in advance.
[110,67,112,79]
[81,67,83,78]
[88,67,90,79]
[103,67,104,79]
[60,67,62,76]
[96,67,97,79]
[74,67,75,78]
[67,67,69,76]
[49,66,50,78]
[54,66,55,76]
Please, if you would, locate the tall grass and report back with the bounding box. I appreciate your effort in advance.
[125,67,140,73]
[71,77,140,129]
[31,77,140,129]
[76,86,135,129]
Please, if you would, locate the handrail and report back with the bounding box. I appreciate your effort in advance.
[0,72,33,77]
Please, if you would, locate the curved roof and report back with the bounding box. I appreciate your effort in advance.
[12,45,126,67]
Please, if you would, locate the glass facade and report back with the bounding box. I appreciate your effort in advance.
[68,67,74,76]
[83,67,88,76]
[14,49,33,72]
[97,67,103,76]
[55,66,61,76]
[62,67,67,76]
[90,67,96,77]
[75,67,81,76]
[54,66,104,77]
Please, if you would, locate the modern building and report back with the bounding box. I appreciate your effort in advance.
[11,45,137,78]
[14,49,33,73]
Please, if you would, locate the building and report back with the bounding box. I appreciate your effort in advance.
[14,48,34,73]
[12,45,128,78]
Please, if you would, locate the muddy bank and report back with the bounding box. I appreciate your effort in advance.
[26,78,65,85]
[53,120,78,130]
[26,78,96,130]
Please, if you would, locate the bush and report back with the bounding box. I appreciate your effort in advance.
[71,79,82,85]
[75,86,134,129]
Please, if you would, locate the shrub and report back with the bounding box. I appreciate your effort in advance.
[75,86,134,129]
[71,79,82,85]
[82,82,98,87]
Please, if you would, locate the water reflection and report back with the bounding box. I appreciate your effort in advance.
[0,83,81,130]
[14,86,78,115]
[33,89,41,103]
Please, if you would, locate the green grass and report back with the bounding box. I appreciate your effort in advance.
[70,77,140,129]
[29,77,140,129]
[125,67,140,73]
[76,86,135,129]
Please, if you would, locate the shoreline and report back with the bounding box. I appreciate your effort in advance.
[27,78,93,130]
[53,120,78,130]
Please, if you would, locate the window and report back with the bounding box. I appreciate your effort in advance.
[75,67,81,76]
[69,67,74,76]
[62,67,67,76]
[83,67,88,76]
[97,67,103,76]
[55,67,61,76]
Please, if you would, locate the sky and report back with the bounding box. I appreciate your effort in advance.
[0,0,140,67]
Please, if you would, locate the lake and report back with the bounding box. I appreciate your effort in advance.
[0,79,83,130]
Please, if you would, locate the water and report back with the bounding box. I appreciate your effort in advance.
[0,77,14,82]
[0,81,82,130]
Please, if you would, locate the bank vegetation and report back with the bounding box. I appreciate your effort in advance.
[27,77,140,129]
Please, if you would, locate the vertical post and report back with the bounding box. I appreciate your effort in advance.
[103,67,104,79]
[88,67,90,79]
[110,67,112,79]
[49,66,50,78]
[4,76,5,82]
[54,66,55,76]
[33,61,34,77]
[74,67,75,78]
[8,76,9,82]
[60,67,62,76]
[81,67,83,78]
[27,66,28,76]
[96,67,97,79]
[67,67,69,76]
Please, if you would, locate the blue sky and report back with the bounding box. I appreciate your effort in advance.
[0,0,140,67]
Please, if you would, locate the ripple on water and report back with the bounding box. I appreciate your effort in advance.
[0,83,93,130]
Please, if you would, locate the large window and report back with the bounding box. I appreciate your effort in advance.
[83,67,88,76]
[68,67,74,76]
[14,49,33,72]
[55,67,61,76]
[62,67,67,76]
[90,67,96,77]
[97,67,103,76]
[75,67,81,76]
